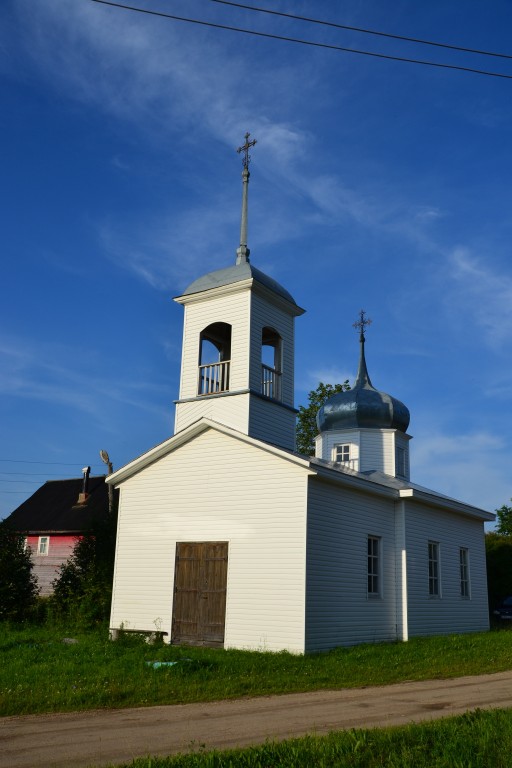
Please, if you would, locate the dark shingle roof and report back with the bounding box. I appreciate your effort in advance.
[5,476,114,534]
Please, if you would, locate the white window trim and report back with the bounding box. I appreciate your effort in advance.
[460,547,471,599]
[38,536,49,556]
[333,443,351,463]
[367,535,382,598]
[428,541,441,598]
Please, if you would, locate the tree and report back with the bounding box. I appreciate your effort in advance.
[0,521,39,622]
[51,505,118,626]
[296,381,351,456]
[485,498,512,611]
[485,532,512,609]
[495,500,512,537]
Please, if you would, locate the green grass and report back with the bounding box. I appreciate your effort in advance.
[2,623,512,717]
[115,708,512,767]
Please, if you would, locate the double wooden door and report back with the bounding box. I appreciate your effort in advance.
[171,542,228,647]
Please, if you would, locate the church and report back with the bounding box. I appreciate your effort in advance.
[107,135,493,652]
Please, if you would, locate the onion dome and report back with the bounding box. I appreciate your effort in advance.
[317,313,410,433]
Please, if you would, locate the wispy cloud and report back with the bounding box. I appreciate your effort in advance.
[297,366,354,394]
[0,335,167,423]
[98,193,240,291]
[8,0,489,312]
[448,247,512,346]
[413,427,508,514]
[9,0,432,286]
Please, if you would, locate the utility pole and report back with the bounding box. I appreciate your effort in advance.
[99,450,114,516]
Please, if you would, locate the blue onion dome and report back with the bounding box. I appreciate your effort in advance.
[317,321,410,434]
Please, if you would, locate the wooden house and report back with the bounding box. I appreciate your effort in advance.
[6,473,111,595]
[107,138,493,651]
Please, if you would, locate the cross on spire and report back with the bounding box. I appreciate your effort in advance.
[353,309,372,340]
[237,132,257,169]
[235,132,257,265]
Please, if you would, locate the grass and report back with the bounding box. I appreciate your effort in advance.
[2,623,512,717]
[114,708,512,767]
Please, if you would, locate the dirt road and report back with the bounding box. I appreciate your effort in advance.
[2,670,512,768]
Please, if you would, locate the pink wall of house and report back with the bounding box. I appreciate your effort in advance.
[26,535,81,596]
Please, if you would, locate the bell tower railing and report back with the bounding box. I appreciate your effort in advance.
[198,361,230,395]
[261,364,282,401]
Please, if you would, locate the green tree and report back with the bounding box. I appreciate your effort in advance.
[485,532,512,609]
[296,381,351,456]
[51,506,118,626]
[0,521,39,621]
[495,500,512,537]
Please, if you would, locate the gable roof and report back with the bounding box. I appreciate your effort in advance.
[107,418,313,486]
[107,418,493,522]
[310,459,494,521]
[5,476,113,534]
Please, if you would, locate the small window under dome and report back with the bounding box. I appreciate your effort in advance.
[396,446,406,478]
[333,444,351,464]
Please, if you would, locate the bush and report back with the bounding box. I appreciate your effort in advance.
[485,532,512,609]
[0,521,39,621]
[51,509,117,627]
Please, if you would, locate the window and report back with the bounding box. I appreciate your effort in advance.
[396,446,406,478]
[460,548,470,598]
[261,327,282,400]
[198,322,232,395]
[367,536,380,597]
[38,536,49,556]
[334,444,350,463]
[428,541,440,597]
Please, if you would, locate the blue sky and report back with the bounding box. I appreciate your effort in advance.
[2,0,512,521]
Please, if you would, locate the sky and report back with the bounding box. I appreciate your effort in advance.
[2,0,512,522]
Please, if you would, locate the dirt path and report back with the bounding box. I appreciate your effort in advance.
[2,671,512,768]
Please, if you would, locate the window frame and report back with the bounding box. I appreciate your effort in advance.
[395,446,406,478]
[459,547,471,599]
[367,535,381,598]
[333,443,351,464]
[38,536,49,556]
[428,540,441,598]
[261,326,283,401]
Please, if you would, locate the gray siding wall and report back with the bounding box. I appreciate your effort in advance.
[305,477,398,651]
[405,501,489,636]
[248,396,296,450]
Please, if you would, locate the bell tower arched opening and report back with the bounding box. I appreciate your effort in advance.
[261,326,282,401]
[198,322,232,395]
[174,132,305,449]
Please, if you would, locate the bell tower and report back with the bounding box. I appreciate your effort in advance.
[173,134,305,451]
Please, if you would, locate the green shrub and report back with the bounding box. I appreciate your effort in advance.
[486,532,512,609]
[0,521,39,622]
[51,509,117,627]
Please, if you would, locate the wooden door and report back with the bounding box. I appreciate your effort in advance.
[171,542,228,647]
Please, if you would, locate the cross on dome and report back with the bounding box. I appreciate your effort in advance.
[353,309,372,340]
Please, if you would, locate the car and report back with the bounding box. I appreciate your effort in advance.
[493,596,512,620]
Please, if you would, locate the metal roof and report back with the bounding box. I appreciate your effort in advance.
[317,332,410,433]
[181,261,300,307]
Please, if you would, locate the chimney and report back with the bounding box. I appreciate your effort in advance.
[76,466,91,505]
